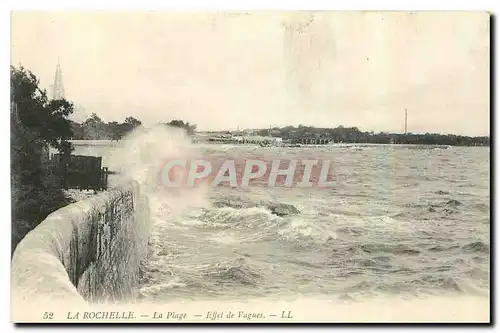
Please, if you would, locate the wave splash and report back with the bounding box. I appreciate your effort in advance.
[107,125,210,216]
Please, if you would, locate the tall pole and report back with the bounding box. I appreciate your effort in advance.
[405,108,408,134]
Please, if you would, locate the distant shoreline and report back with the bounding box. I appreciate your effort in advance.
[67,139,488,148]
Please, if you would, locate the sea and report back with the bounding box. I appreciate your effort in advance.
[68,128,490,321]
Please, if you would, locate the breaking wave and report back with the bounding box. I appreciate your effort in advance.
[128,142,490,312]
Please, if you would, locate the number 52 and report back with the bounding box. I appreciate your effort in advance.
[43,312,54,320]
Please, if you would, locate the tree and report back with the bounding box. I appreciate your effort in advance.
[107,121,121,141]
[165,120,197,135]
[11,66,74,153]
[124,116,142,128]
[82,113,108,139]
[120,116,142,138]
[11,65,74,254]
[69,120,84,140]
[257,129,269,136]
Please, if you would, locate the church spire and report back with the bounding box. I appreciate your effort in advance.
[52,58,65,100]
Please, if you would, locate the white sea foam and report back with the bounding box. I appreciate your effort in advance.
[107,125,210,216]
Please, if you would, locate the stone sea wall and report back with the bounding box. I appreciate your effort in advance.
[11,181,150,309]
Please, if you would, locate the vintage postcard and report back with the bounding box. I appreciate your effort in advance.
[10,11,490,323]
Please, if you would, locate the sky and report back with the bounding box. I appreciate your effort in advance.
[11,11,490,136]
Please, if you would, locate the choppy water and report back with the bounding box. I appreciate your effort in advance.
[133,144,490,303]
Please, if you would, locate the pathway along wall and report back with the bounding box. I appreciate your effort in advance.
[11,181,150,313]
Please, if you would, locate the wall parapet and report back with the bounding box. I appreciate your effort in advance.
[11,180,150,312]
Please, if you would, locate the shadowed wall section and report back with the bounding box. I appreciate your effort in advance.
[11,180,150,309]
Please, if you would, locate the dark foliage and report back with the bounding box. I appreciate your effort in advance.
[163,120,196,135]
[69,116,197,140]
[262,125,489,147]
[70,114,142,140]
[11,66,75,254]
